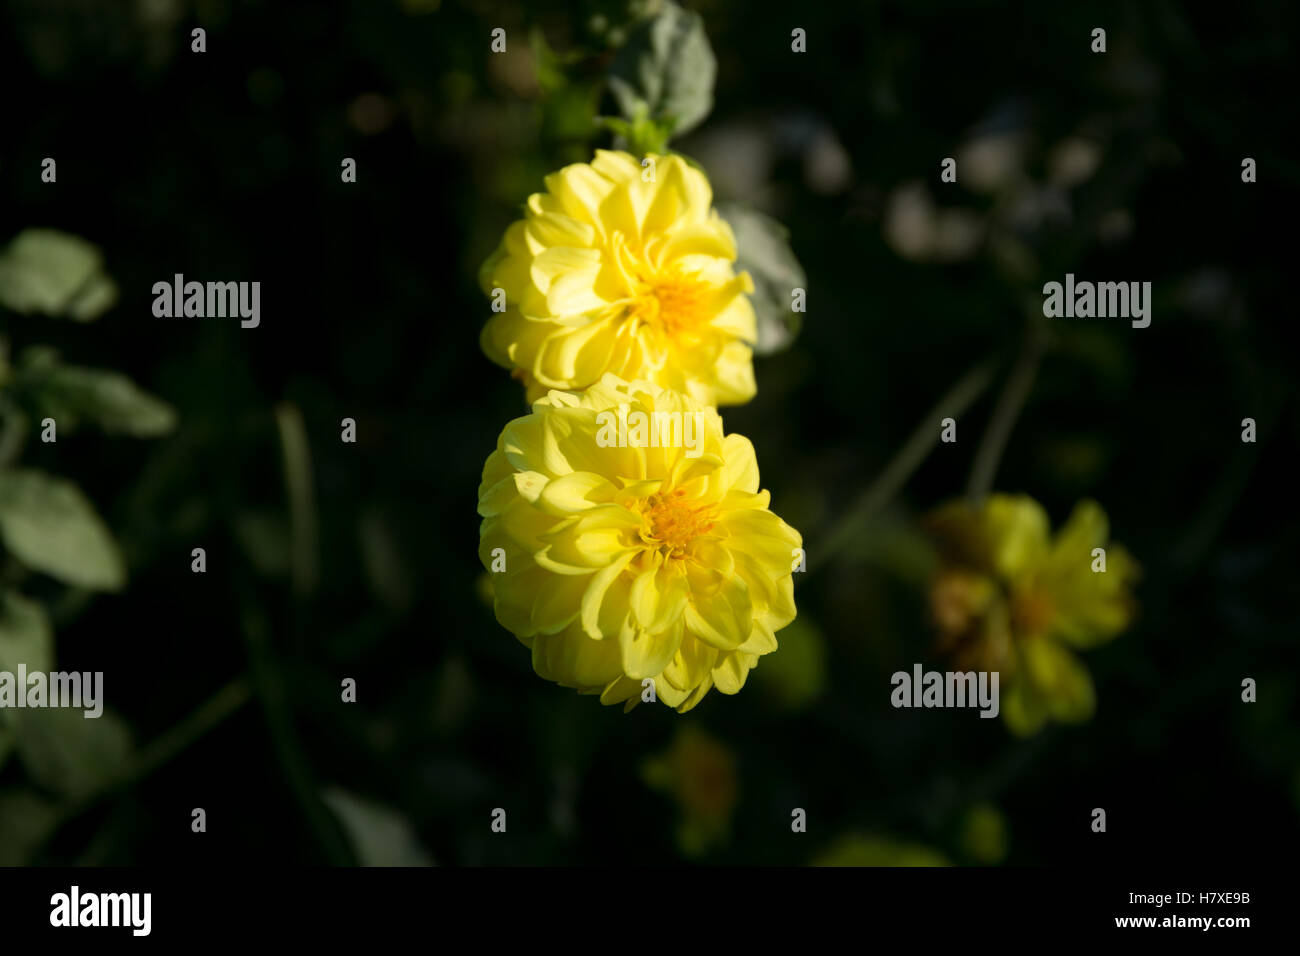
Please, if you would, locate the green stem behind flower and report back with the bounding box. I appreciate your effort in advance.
[966,318,1048,506]
[275,403,319,600]
[42,677,252,850]
[806,359,998,577]
[239,575,354,865]
[594,100,674,157]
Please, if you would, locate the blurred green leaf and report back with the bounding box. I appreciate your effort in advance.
[959,803,1009,864]
[608,1,715,140]
[717,203,806,355]
[274,402,320,598]
[0,469,126,591]
[359,508,414,612]
[431,656,475,735]
[754,615,827,711]
[0,229,118,321]
[595,101,675,157]
[1054,326,1135,391]
[14,348,177,437]
[544,82,603,144]
[13,707,133,800]
[234,511,291,578]
[0,590,54,686]
[322,786,434,866]
[0,789,59,865]
[529,27,570,94]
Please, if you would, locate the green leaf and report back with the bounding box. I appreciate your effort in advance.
[608,1,716,141]
[322,786,434,866]
[529,27,569,94]
[753,615,827,711]
[0,470,126,591]
[15,349,178,437]
[0,229,118,321]
[359,508,414,612]
[717,203,807,355]
[13,706,133,800]
[595,101,676,157]
[0,590,54,688]
[233,511,291,577]
[0,789,60,865]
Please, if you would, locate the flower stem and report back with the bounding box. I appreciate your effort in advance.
[806,358,998,576]
[966,321,1047,506]
[275,402,319,599]
[46,677,253,841]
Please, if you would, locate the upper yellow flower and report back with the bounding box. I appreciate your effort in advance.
[477,374,800,712]
[479,150,758,406]
[925,494,1138,735]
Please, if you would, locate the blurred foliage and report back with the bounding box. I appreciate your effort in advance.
[642,724,738,856]
[0,225,175,861]
[718,203,807,354]
[0,0,1295,866]
[608,0,715,143]
[0,230,118,321]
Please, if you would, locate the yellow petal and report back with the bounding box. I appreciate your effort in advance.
[1022,638,1096,723]
[545,163,617,226]
[984,495,1051,582]
[684,572,753,650]
[580,551,636,639]
[532,623,623,690]
[720,433,760,494]
[537,472,618,515]
[620,616,682,680]
[661,634,719,694]
[710,651,754,694]
[629,558,690,632]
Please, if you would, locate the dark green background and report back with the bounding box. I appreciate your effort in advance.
[2,0,1296,865]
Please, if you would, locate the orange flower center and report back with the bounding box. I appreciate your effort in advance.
[642,488,715,558]
[627,271,709,338]
[930,570,989,637]
[1010,587,1055,638]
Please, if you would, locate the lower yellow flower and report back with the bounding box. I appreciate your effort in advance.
[925,494,1138,735]
[477,374,801,712]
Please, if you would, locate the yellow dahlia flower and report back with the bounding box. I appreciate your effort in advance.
[925,494,1138,735]
[479,150,758,406]
[477,374,800,712]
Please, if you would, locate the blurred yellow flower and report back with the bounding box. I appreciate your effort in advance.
[811,833,950,867]
[479,150,758,406]
[477,375,801,712]
[959,802,1009,864]
[925,495,1138,735]
[642,725,738,856]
